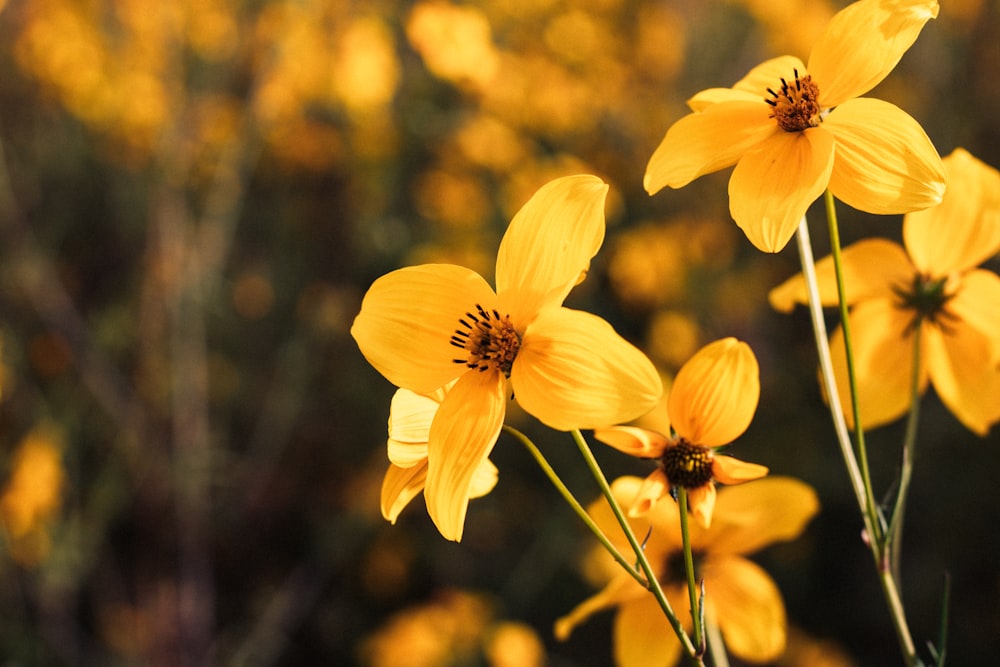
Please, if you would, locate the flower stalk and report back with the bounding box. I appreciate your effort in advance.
[677,487,705,654]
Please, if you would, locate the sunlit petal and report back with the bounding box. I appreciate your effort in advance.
[702,556,786,662]
[627,469,670,517]
[947,270,1000,362]
[729,128,835,252]
[381,462,427,523]
[688,483,716,529]
[352,264,498,393]
[644,102,776,194]
[808,0,939,107]
[425,370,505,541]
[712,456,769,485]
[925,324,1000,436]
[513,308,661,431]
[495,175,609,327]
[904,148,1000,275]
[386,388,438,466]
[825,98,945,215]
[469,458,499,498]
[593,426,670,458]
[668,338,759,447]
[687,87,761,111]
[613,589,688,667]
[731,55,809,98]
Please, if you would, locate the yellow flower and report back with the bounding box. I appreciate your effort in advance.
[381,386,498,526]
[352,175,662,541]
[556,476,819,667]
[645,0,945,253]
[595,338,769,528]
[770,148,1000,434]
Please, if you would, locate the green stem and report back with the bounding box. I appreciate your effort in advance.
[570,429,702,663]
[503,425,645,586]
[677,488,704,654]
[705,611,731,667]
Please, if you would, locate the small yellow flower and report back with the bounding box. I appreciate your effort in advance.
[770,148,1000,434]
[645,0,946,253]
[556,476,820,667]
[353,175,662,541]
[595,338,769,528]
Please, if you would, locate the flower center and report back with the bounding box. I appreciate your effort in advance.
[660,439,715,489]
[765,69,823,132]
[894,273,958,331]
[450,304,521,376]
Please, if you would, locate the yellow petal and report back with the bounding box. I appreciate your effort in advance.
[730,55,809,99]
[495,175,609,328]
[586,476,660,555]
[613,589,688,667]
[626,469,670,518]
[808,0,939,107]
[695,476,819,555]
[469,458,499,498]
[351,264,498,393]
[513,308,661,431]
[729,127,835,253]
[644,101,776,194]
[947,270,1000,363]
[712,456,769,485]
[425,369,505,541]
[554,573,646,642]
[904,148,1000,275]
[688,483,716,529]
[687,87,761,111]
[386,388,437,465]
[668,338,759,447]
[925,323,1000,436]
[825,98,946,215]
[381,462,427,523]
[702,555,786,662]
[593,426,670,458]
[768,238,912,313]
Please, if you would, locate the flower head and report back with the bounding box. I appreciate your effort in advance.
[645,0,945,253]
[556,476,820,667]
[594,338,768,528]
[770,148,1000,434]
[353,175,662,540]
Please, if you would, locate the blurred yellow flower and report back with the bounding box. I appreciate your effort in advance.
[352,175,661,541]
[595,338,768,528]
[770,148,1000,434]
[556,476,819,667]
[645,0,945,252]
[1,425,66,566]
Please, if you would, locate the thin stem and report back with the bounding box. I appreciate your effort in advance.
[503,425,645,585]
[677,488,704,654]
[705,612,731,667]
[570,429,702,663]
[888,324,923,583]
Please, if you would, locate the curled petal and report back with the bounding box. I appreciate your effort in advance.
[381,462,427,523]
[712,456,769,485]
[925,323,1000,436]
[626,469,670,518]
[387,388,439,465]
[668,338,759,447]
[425,370,506,541]
[688,483,717,529]
[351,264,497,393]
[702,556,787,662]
[644,102,776,194]
[495,175,608,327]
[513,308,661,431]
[593,426,670,459]
[825,98,946,215]
[729,127,835,253]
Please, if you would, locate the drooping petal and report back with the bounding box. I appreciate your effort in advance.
[469,458,499,498]
[613,587,689,667]
[829,299,927,431]
[695,476,819,556]
[495,175,609,327]
[925,322,1000,436]
[904,148,1000,275]
[381,462,427,523]
[702,556,787,662]
[712,456,769,485]
[768,238,913,312]
[424,369,506,541]
[626,469,670,517]
[512,308,661,431]
[808,0,939,107]
[947,270,1000,363]
[554,573,647,642]
[688,483,717,529]
[592,426,670,458]
[825,98,945,215]
[644,102,776,194]
[729,127,835,253]
[386,388,438,465]
[352,264,498,393]
[668,338,759,447]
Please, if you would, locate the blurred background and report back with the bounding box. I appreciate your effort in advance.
[0,0,998,664]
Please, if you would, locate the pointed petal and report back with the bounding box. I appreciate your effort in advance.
[425,370,505,541]
[644,102,776,194]
[626,469,670,517]
[696,476,819,555]
[948,270,1000,362]
[554,573,646,642]
[613,590,687,667]
[712,456,769,485]
[768,238,912,312]
[495,175,608,326]
[729,128,835,253]
[352,265,497,393]
[381,462,427,523]
[592,426,670,458]
[688,483,717,529]
[512,308,661,431]
[904,148,1000,275]
[808,0,939,106]
[702,556,787,662]
[668,338,759,447]
[825,98,946,215]
[925,323,1000,436]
